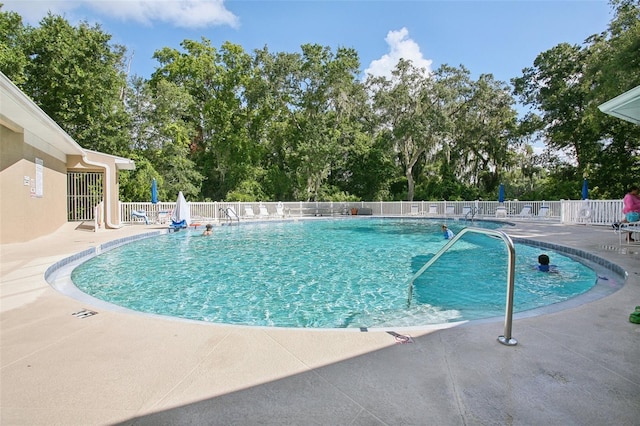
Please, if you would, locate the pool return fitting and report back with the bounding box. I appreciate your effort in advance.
[406,227,518,346]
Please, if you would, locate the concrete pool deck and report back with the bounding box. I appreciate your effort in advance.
[1,220,639,425]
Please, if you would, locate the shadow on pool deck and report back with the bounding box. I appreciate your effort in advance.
[1,221,639,425]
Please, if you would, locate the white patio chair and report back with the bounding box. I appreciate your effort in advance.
[537,206,550,220]
[131,210,149,225]
[258,203,270,218]
[616,222,640,246]
[516,205,532,219]
[157,210,171,224]
[244,205,256,218]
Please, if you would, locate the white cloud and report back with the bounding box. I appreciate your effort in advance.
[3,0,238,29]
[2,1,78,23]
[365,27,433,80]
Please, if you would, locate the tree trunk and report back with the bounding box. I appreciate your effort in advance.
[406,166,415,201]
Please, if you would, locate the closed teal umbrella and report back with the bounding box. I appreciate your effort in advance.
[151,179,158,204]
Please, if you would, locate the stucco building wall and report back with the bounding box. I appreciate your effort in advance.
[1,71,135,244]
[1,127,69,243]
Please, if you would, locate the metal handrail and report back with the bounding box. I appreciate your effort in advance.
[219,207,240,224]
[406,227,518,346]
[463,206,478,221]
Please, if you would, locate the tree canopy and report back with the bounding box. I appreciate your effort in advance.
[1,0,638,202]
[513,0,640,199]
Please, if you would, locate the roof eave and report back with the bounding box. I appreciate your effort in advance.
[598,85,640,125]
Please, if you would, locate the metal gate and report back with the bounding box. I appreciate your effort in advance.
[67,172,103,221]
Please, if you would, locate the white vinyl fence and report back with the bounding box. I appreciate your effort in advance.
[119,199,624,227]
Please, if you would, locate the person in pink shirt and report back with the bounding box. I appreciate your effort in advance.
[623,186,640,223]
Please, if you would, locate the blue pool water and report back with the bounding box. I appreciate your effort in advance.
[71,218,597,328]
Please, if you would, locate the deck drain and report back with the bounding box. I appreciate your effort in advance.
[71,309,98,319]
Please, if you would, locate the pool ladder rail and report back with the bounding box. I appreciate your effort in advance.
[220,207,240,224]
[406,227,518,346]
[463,206,480,221]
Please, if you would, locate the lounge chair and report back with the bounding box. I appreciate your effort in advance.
[258,203,270,218]
[275,202,285,217]
[516,205,532,219]
[410,205,420,215]
[445,205,455,216]
[495,205,507,218]
[157,210,170,224]
[244,205,256,218]
[131,210,149,225]
[537,206,550,220]
[427,204,438,216]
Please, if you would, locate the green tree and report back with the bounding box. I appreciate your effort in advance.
[512,0,640,199]
[584,0,640,197]
[123,74,204,201]
[454,73,519,195]
[21,14,130,155]
[147,79,203,199]
[152,39,259,201]
[513,42,598,173]
[284,45,364,201]
[245,48,300,200]
[118,155,161,202]
[0,5,28,84]
[368,59,438,201]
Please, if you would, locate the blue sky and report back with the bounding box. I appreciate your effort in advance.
[6,0,613,85]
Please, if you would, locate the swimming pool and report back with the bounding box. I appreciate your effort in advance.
[70,218,599,328]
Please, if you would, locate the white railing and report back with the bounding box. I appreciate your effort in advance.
[119,201,175,225]
[118,199,625,226]
[561,199,624,225]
